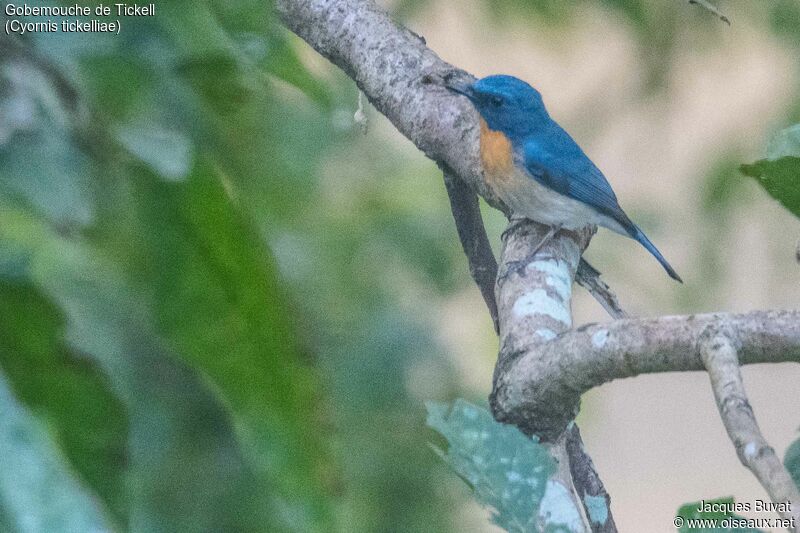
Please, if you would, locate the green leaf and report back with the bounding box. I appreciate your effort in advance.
[0,208,281,532]
[0,280,129,524]
[0,371,113,533]
[676,498,766,532]
[115,124,194,181]
[109,162,333,531]
[740,124,800,219]
[177,54,253,115]
[0,104,94,229]
[786,435,800,490]
[427,400,582,532]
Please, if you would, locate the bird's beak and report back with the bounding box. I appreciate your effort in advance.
[420,69,476,99]
[443,77,476,99]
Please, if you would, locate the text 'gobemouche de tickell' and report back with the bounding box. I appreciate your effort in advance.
[4,3,154,17]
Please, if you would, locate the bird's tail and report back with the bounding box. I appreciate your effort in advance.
[626,223,683,283]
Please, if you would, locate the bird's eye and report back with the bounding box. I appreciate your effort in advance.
[490,96,504,107]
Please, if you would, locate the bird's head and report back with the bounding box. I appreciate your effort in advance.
[445,74,549,138]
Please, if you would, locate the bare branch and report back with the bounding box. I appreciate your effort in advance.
[489,219,610,531]
[688,0,730,25]
[493,308,800,439]
[566,424,618,533]
[700,329,800,529]
[442,169,500,332]
[575,260,629,320]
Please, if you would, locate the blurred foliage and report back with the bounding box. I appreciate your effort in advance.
[0,371,113,532]
[675,498,765,533]
[770,0,800,47]
[0,0,467,529]
[1,0,799,531]
[740,124,800,219]
[0,0,332,530]
[427,400,582,532]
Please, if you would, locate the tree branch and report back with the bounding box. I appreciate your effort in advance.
[700,329,800,529]
[575,260,629,320]
[442,169,500,333]
[492,308,800,439]
[688,0,730,25]
[489,220,616,532]
[566,424,617,533]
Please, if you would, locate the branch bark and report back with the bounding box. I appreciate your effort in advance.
[489,220,616,531]
[492,309,800,439]
[574,260,628,320]
[566,424,617,533]
[700,329,800,530]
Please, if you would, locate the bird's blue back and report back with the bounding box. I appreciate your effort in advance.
[522,120,627,223]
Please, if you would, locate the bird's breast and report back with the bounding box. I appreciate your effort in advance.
[478,119,605,229]
[479,118,515,185]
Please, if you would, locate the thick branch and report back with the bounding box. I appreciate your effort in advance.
[275,0,503,209]
[700,330,800,529]
[489,220,616,532]
[492,309,800,438]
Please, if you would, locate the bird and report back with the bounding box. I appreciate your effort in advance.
[444,74,682,282]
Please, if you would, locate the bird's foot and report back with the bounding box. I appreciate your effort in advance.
[528,224,561,256]
[501,218,529,242]
[497,224,562,282]
[497,258,532,283]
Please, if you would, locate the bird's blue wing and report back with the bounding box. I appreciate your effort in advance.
[522,128,682,281]
[522,131,627,223]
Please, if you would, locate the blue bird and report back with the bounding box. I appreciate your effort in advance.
[444,74,682,282]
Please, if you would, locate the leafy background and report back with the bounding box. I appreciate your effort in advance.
[0,0,798,531]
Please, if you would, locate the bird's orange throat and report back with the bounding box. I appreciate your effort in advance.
[479,118,515,180]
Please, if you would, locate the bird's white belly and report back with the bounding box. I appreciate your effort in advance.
[491,165,606,230]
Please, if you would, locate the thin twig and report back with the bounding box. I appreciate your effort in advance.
[700,329,800,529]
[575,260,629,320]
[354,90,368,134]
[442,168,500,333]
[688,0,730,25]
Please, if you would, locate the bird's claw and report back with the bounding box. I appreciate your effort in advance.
[501,218,529,242]
[497,224,562,283]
